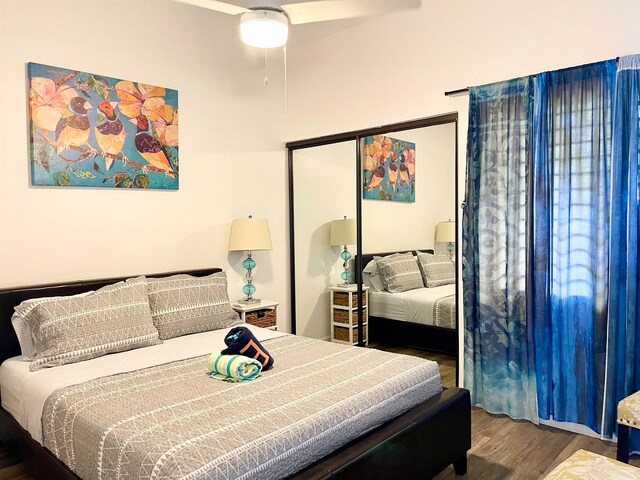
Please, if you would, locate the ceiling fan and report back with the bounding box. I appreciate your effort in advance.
[174,0,421,48]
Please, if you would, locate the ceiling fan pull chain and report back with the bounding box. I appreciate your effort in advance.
[264,49,269,86]
[284,44,288,112]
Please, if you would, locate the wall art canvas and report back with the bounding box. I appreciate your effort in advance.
[28,62,179,189]
[362,135,415,202]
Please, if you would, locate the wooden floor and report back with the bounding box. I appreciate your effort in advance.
[435,407,640,479]
[370,343,640,479]
[1,345,637,479]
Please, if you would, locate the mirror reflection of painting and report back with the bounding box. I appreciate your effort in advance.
[362,135,415,202]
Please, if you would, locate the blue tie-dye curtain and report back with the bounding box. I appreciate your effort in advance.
[533,61,616,433]
[463,77,539,422]
[605,54,640,448]
[464,61,625,434]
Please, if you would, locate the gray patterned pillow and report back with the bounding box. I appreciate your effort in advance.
[17,277,160,371]
[376,253,424,293]
[147,272,241,340]
[417,253,455,287]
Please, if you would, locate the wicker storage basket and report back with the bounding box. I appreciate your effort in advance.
[333,325,367,343]
[333,309,367,325]
[245,308,276,328]
[334,291,367,307]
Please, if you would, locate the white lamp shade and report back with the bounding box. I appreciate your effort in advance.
[330,218,356,246]
[435,221,456,243]
[240,10,289,48]
[229,217,273,251]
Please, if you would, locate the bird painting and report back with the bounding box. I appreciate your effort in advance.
[130,114,175,174]
[54,96,92,154]
[28,62,179,189]
[362,135,415,203]
[95,101,126,170]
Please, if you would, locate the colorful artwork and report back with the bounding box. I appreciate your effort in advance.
[28,63,178,189]
[362,135,415,202]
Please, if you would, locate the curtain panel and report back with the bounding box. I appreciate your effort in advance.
[463,77,538,422]
[533,61,616,433]
[605,54,640,447]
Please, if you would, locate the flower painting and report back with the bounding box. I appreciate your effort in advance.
[363,135,415,202]
[28,62,178,189]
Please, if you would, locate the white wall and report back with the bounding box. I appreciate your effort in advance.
[284,0,640,381]
[362,123,456,254]
[293,142,356,340]
[0,0,290,329]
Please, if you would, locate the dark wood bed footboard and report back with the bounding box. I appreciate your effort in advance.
[291,387,471,479]
[370,316,458,355]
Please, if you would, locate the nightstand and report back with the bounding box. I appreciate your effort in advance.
[329,285,369,345]
[231,300,279,330]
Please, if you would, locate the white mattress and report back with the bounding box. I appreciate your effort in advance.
[369,284,456,326]
[0,324,286,444]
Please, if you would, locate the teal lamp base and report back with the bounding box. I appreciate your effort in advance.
[239,251,260,304]
[446,242,455,262]
[340,245,352,286]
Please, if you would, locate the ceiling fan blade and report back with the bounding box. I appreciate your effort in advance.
[173,0,250,15]
[282,0,421,25]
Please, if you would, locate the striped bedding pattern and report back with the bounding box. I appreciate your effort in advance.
[42,335,441,480]
[433,294,456,328]
[16,277,160,371]
[147,272,242,340]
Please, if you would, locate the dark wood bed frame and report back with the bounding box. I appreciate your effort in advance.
[0,268,470,479]
[358,250,459,356]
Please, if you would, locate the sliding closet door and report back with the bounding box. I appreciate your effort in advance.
[291,141,357,340]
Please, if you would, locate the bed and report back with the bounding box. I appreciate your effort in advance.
[0,268,470,479]
[359,251,458,356]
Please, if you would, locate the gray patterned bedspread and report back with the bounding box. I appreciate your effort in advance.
[42,335,441,480]
[433,294,456,328]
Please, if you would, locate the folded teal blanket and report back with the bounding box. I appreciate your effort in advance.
[207,353,262,383]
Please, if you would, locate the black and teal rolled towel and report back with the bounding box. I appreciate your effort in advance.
[222,326,274,370]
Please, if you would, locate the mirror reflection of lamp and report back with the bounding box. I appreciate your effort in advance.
[436,220,456,261]
[329,216,357,285]
[229,215,272,304]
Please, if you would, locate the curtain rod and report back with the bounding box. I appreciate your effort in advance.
[446,58,623,97]
[444,88,469,97]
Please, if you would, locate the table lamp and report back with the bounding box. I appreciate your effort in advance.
[229,215,272,303]
[435,220,456,261]
[329,216,357,285]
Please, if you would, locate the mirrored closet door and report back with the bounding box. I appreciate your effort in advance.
[288,113,459,386]
[290,140,358,341]
[360,120,457,387]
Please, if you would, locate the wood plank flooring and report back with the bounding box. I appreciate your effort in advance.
[0,344,637,479]
[369,343,640,479]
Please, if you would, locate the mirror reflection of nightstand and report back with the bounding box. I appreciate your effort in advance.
[328,285,369,345]
[231,300,279,330]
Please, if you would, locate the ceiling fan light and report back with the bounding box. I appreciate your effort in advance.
[240,10,289,48]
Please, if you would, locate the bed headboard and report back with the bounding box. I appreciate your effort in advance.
[0,268,222,365]
[356,249,434,274]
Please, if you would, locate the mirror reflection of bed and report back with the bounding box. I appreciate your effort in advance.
[358,249,456,387]
[360,122,457,388]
